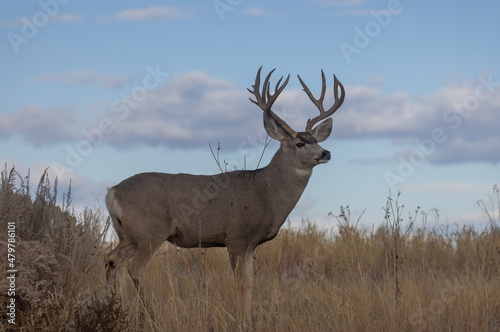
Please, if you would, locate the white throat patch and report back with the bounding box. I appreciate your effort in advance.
[294,168,312,177]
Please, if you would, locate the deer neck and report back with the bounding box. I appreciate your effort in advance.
[262,147,313,210]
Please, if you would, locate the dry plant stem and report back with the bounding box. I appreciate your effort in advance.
[477,184,500,230]
[209,142,224,173]
[256,134,272,169]
[383,191,414,301]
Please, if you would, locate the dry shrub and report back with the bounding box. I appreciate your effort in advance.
[71,289,128,332]
[0,166,127,331]
[0,240,63,329]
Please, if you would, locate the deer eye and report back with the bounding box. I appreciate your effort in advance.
[296,142,305,148]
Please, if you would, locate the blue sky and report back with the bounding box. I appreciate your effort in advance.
[1,0,499,231]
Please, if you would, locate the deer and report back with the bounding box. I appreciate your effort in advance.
[104,66,345,316]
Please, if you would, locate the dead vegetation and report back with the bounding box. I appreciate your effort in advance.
[1,165,499,331]
[0,166,123,331]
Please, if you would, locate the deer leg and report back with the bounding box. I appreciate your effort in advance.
[127,240,163,293]
[228,246,255,322]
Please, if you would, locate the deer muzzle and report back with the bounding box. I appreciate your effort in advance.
[317,150,331,163]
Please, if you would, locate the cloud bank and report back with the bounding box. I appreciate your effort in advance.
[28,71,131,89]
[2,71,499,164]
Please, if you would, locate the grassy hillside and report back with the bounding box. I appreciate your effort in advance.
[1,166,499,331]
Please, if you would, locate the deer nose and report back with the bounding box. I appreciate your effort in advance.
[321,150,331,160]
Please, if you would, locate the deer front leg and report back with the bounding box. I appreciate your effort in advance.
[228,245,255,323]
[127,240,164,294]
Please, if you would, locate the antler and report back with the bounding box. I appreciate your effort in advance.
[298,70,345,133]
[248,66,297,137]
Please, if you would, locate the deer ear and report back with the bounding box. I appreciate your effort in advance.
[310,118,332,142]
[263,113,289,141]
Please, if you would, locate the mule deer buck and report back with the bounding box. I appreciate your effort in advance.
[105,67,345,313]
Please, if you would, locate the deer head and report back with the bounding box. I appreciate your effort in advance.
[248,67,345,171]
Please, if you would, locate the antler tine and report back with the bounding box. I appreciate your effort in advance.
[299,70,345,133]
[262,68,274,105]
[248,67,296,137]
[333,74,345,106]
[248,66,263,106]
[298,70,327,114]
[319,70,327,108]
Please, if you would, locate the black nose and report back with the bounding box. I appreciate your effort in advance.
[321,150,331,160]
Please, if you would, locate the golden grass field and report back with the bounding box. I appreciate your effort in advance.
[1,166,499,331]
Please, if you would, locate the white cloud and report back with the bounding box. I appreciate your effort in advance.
[402,182,492,193]
[310,0,365,6]
[334,77,500,163]
[28,71,131,89]
[243,7,276,17]
[0,105,76,146]
[53,14,83,23]
[334,9,373,16]
[104,71,257,149]
[2,13,83,27]
[114,6,194,21]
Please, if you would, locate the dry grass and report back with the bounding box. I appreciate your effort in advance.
[1,165,499,331]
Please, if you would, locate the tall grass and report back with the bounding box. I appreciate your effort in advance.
[1,165,499,331]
